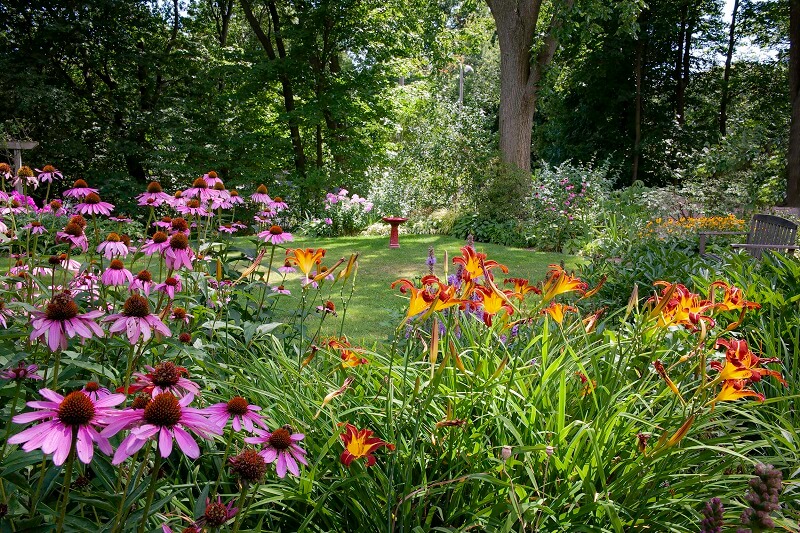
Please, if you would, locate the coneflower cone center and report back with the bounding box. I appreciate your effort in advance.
[256,184,268,194]
[43,165,56,173]
[269,225,283,235]
[146,181,163,193]
[106,232,121,242]
[73,179,88,188]
[143,393,182,427]
[136,270,152,282]
[172,307,187,320]
[46,293,80,320]
[229,449,266,482]
[84,193,101,205]
[63,223,84,237]
[152,232,168,244]
[170,233,189,250]
[84,381,100,392]
[171,218,189,232]
[110,259,125,270]
[131,394,152,410]
[187,199,200,209]
[151,362,182,387]
[191,177,207,189]
[204,502,229,526]
[226,396,249,415]
[123,295,150,317]
[58,391,95,426]
[165,277,179,287]
[268,428,292,450]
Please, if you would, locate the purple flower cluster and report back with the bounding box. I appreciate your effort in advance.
[738,463,782,532]
[700,497,724,533]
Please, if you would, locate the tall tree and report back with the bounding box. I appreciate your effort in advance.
[720,0,741,136]
[789,0,800,205]
[484,0,574,175]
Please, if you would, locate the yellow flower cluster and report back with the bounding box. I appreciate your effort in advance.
[640,215,746,239]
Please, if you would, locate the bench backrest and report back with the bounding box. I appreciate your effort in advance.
[747,214,798,259]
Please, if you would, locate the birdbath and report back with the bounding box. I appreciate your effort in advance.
[381,217,408,249]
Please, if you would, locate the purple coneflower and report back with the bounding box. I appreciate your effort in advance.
[251,184,272,205]
[176,199,211,217]
[245,425,308,478]
[81,381,112,401]
[164,233,194,271]
[63,179,98,200]
[270,196,288,211]
[129,270,154,296]
[155,275,182,299]
[218,224,237,234]
[182,177,214,203]
[205,396,266,432]
[97,232,129,259]
[109,215,134,223]
[22,221,47,235]
[104,392,220,463]
[30,292,104,352]
[272,285,291,295]
[204,171,222,187]
[278,260,296,274]
[104,294,171,344]
[74,192,115,216]
[228,190,245,205]
[153,216,173,229]
[0,362,42,381]
[141,231,170,256]
[258,225,293,245]
[36,165,62,183]
[12,166,38,189]
[0,299,12,328]
[127,361,199,397]
[200,497,239,527]
[101,259,134,287]
[137,182,172,207]
[9,388,124,464]
[170,307,192,325]
[56,221,89,253]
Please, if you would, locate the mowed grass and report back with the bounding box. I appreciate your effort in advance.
[261,235,578,344]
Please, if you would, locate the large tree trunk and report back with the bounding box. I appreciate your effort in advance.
[720,0,740,136]
[482,0,573,218]
[788,0,800,206]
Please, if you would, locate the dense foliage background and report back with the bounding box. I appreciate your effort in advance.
[0,0,795,222]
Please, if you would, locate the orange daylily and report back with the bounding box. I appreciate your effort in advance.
[541,302,577,324]
[582,307,606,333]
[709,281,760,312]
[707,339,784,406]
[339,423,395,467]
[648,281,716,332]
[653,360,685,404]
[712,338,785,386]
[504,277,541,299]
[286,248,326,278]
[474,285,514,326]
[540,265,588,303]
[711,379,765,404]
[452,246,508,282]
[391,275,465,321]
[323,336,368,368]
[338,253,359,281]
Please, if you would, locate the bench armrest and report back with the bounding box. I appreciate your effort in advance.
[698,231,748,255]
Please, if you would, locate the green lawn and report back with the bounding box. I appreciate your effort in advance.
[268,235,577,344]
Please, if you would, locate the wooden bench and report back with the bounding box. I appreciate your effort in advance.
[698,214,799,260]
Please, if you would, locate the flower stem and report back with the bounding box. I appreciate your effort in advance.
[56,432,78,533]
[213,429,235,495]
[230,483,251,533]
[51,349,62,390]
[137,452,163,533]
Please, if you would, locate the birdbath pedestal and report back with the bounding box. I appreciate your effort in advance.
[381,217,408,249]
